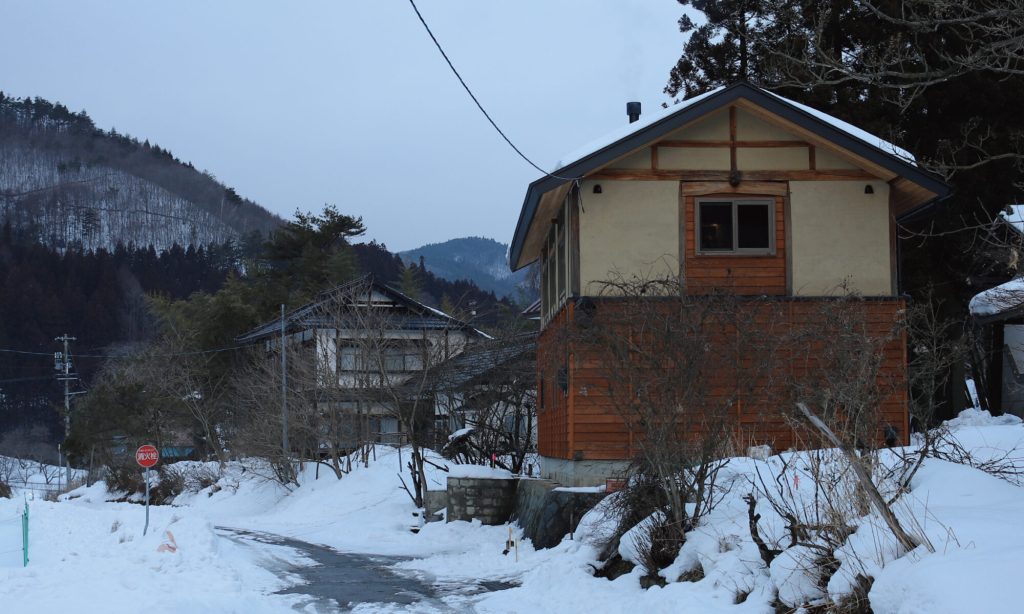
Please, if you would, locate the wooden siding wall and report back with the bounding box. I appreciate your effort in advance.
[537,297,908,461]
[537,305,572,459]
[684,194,787,295]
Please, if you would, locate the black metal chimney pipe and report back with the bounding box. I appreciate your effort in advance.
[626,101,641,123]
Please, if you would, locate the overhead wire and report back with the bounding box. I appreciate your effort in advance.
[0,344,250,359]
[0,375,60,384]
[405,0,580,183]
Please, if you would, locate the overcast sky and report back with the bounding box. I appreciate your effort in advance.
[0,1,693,252]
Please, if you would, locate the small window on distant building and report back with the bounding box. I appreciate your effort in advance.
[697,199,774,255]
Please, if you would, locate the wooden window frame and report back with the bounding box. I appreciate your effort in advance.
[695,197,775,256]
[541,197,571,325]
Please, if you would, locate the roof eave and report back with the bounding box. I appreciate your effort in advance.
[509,82,951,270]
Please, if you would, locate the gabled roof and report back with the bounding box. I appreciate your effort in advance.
[416,333,536,393]
[999,205,1024,235]
[509,81,951,271]
[236,275,488,344]
[970,277,1024,324]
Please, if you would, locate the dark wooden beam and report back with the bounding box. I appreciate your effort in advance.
[729,106,737,173]
[681,181,789,196]
[589,169,878,181]
[659,139,809,148]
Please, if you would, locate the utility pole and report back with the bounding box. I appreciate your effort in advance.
[281,305,288,460]
[54,334,77,489]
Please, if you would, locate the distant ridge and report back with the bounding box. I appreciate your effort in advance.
[0,92,282,250]
[399,236,535,301]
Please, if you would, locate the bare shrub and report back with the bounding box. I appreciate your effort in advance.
[433,331,537,474]
[152,465,187,503]
[182,464,221,492]
[0,456,15,485]
[105,463,146,496]
[556,276,782,578]
[929,427,1024,485]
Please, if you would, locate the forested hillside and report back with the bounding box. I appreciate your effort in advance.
[399,236,534,301]
[0,93,281,251]
[0,225,239,441]
[0,210,519,447]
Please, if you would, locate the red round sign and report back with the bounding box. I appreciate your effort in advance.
[136,445,159,468]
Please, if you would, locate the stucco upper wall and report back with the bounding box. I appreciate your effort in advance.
[735,108,794,140]
[609,148,651,169]
[579,180,678,294]
[664,109,730,140]
[660,147,731,170]
[789,180,892,296]
[737,147,809,171]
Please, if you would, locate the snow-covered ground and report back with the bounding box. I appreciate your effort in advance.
[2,410,1024,612]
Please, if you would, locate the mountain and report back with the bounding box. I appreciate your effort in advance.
[0,93,281,251]
[399,237,535,302]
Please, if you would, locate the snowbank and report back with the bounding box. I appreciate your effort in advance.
[0,495,300,613]
[5,416,1024,613]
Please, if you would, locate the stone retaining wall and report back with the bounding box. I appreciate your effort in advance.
[446,477,517,525]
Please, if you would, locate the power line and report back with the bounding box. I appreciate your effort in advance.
[0,375,58,384]
[406,0,579,182]
[0,344,249,359]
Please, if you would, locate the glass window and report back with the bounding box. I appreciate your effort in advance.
[699,202,733,250]
[737,203,771,249]
[383,350,404,372]
[339,346,359,371]
[698,199,773,254]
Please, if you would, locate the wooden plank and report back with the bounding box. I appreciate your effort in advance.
[568,347,576,457]
[678,183,687,292]
[808,145,816,170]
[659,139,810,148]
[680,180,788,196]
[651,145,659,170]
[570,190,581,296]
[589,169,877,181]
[729,106,737,173]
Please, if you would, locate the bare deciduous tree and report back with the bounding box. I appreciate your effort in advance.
[434,330,537,474]
[560,276,788,574]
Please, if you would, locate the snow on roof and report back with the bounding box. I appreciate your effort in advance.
[552,87,725,172]
[761,91,916,165]
[1001,204,1024,234]
[551,85,915,173]
[969,277,1024,317]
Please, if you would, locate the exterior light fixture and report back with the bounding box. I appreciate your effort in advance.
[593,184,603,194]
[864,184,874,194]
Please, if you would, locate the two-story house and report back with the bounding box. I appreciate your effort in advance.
[237,275,487,447]
[509,82,950,485]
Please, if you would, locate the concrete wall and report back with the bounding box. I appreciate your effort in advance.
[513,478,605,549]
[540,455,629,487]
[789,180,892,295]
[578,180,679,295]
[446,477,518,525]
[423,489,448,522]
